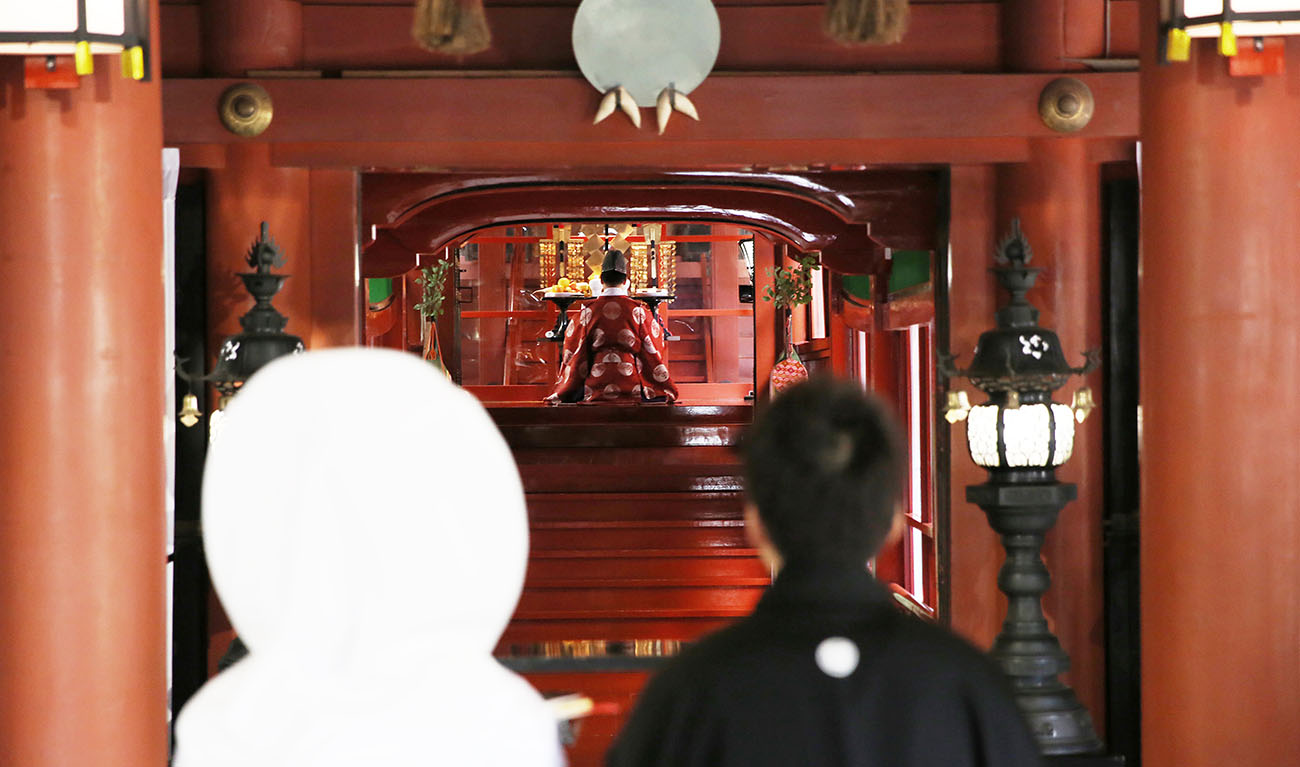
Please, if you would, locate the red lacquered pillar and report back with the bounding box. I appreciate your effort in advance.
[1139,10,1300,766]
[202,0,312,369]
[200,0,314,672]
[947,165,1003,646]
[955,0,1110,729]
[202,0,303,76]
[0,13,168,767]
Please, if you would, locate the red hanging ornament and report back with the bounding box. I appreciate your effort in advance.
[770,311,808,396]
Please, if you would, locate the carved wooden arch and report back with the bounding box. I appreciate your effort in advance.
[361,178,886,278]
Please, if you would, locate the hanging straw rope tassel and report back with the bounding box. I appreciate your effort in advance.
[824,0,909,45]
[412,0,492,55]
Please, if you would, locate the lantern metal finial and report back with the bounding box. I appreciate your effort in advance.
[939,220,1098,400]
[176,222,304,424]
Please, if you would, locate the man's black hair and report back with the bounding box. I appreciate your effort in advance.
[742,377,904,567]
[601,270,628,287]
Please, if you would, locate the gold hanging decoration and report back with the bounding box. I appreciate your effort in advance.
[178,393,202,428]
[412,0,492,56]
[824,0,910,45]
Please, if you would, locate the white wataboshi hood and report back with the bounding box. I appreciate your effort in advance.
[175,348,563,766]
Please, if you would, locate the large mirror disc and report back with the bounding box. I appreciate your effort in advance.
[572,0,721,108]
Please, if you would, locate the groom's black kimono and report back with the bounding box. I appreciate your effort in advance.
[606,561,1041,767]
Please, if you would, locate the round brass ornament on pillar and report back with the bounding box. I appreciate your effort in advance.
[218,83,274,137]
[939,220,1102,756]
[1038,77,1094,133]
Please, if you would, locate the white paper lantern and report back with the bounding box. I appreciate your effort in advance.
[0,1,149,78]
[1179,0,1300,38]
[965,402,1076,469]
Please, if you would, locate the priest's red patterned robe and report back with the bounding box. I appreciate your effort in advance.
[546,293,679,403]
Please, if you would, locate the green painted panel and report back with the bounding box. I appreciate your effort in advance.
[842,274,873,301]
[888,250,931,294]
[367,278,394,304]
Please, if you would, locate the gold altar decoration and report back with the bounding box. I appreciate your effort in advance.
[538,224,570,288]
[637,223,677,301]
[564,230,589,282]
[537,222,678,296]
[629,238,650,291]
[502,639,683,659]
[658,240,678,298]
[538,239,557,287]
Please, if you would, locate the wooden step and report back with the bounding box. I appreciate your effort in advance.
[523,555,767,581]
[520,464,743,493]
[511,672,654,767]
[514,586,765,615]
[530,519,745,531]
[501,618,736,644]
[512,606,755,621]
[525,492,743,523]
[529,548,759,559]
[489,404,752,427]
[512,445,740,466]
[529,526,750,551]
[500,423,743,449]
[524,576,771,589]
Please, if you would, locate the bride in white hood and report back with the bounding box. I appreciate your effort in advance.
[175,348,564,767]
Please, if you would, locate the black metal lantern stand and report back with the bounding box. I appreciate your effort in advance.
[966,475,1098,754]
[177,221,304,429]
[941,221,1102,756]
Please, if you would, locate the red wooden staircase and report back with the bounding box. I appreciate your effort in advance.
[489,404,765,766]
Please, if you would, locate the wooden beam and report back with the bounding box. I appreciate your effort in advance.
[294,4,1000,73]
[360,183,882,277]
[360,169,936,233]
[163,73,1139,159]
[160,3,1003,76]
[262,138,1035,171]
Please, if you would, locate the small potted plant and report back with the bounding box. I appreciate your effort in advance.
[762,252,820,395]
[414,257,455,372]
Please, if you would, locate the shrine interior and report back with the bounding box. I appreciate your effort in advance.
[170,163,1125,765]
[3,1,1298,766]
